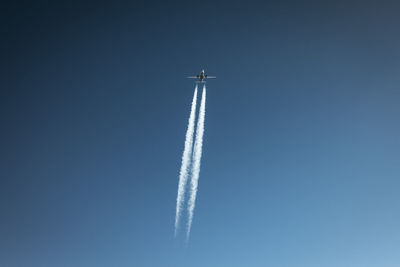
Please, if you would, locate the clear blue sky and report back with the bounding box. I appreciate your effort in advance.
[1,0,400,266]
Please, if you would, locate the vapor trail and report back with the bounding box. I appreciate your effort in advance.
[187,85,206,240]
[174,85,198,236]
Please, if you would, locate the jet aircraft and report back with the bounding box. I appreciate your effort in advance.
[187,70,216,83]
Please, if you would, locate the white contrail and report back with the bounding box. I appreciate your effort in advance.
[187,85,206,240]
[174,85,198,236]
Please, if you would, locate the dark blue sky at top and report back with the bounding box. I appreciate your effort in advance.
[1,0,400,266]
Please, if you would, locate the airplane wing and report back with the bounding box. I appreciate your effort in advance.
[187,76,198,78]
[206,76,216,78]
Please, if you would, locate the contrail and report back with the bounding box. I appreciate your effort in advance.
[174,85,198,236]
[187,85,206,240]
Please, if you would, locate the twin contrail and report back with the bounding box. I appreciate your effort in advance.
[174,84,206,240]
[187,86,206,239]
[174,85,198,237]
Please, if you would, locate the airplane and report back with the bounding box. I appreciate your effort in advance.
[187,69,216,83]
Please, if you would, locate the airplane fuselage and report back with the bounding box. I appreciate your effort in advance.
[198,70,206,82]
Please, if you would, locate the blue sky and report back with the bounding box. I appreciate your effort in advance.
[1,0,400,266]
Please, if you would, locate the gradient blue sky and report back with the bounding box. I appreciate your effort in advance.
[1,0,400,266]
